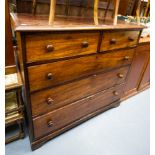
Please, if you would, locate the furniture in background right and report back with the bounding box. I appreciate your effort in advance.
[123,36,150,99]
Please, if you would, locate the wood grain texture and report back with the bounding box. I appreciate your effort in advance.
[138,58,150,90]
[101,30,139,51]
[10,11,146,150]
[26,32,99,63]
[123,43,150,97]
[5,0,15,66]
[33,83,124,139]
[31,66,129,116]
[10,13,144,32]
[28,49,134,92]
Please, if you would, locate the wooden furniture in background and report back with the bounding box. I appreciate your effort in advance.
[123,36,150,99]
[5,0,15,67]
[118,0,136,15]
[5,71,25,144]
[11,11,144,150]
[118,0,150,16]
[15,0,119,25]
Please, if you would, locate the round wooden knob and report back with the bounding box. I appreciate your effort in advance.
[47,73,53,80]
[47,97,54,105]
[128,37,134,41]
[117,73,124,78]
[47,120,53,127]
[113,91,119,96]
[46,45,54,52]
[82,41,89,48]
[110,39,116,44]
[124,56,130,60]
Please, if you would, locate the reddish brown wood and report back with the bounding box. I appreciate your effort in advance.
[100,30,140,51]
[5,0,15,66]
[33,84,124,138]
[28,49,134,92]
[11,12,144,150]
[138,58,150,90]
[123,43,150,98]
[10,13,144,32]
[31,66,129,116]
[25,32,99,63]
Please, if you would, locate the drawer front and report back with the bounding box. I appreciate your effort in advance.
[33,84,124,138]
[26,32,99,63]
[28,49,134,92]
[31,66,129,116]
[100,31,140,51]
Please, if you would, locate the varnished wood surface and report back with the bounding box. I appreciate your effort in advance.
[33,84,124,139]
[5,0,15,66]
[138,58,150,91]
[28,49,134,92]
[10,13,145,32]
[26,32,99,63]
[101,30,139,51]
[11,11,146,150]
[31,100,120,150]
[31,66,129,116]
[123,43,150,98]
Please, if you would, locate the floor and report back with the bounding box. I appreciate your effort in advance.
[5,89,150,155]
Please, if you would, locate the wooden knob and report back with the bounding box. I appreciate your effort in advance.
[47,97,54,105]
[110,39,116,44]
[117,73,124,78]
[47,120,53,127]
[128,37,134,41]
[47,73,53,80]
[82,41,89,48]
[46,45,54,52]
[124,56,130,60]
[113,91,119,96]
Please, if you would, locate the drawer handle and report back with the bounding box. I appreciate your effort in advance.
[110,39,116,44]
[46,45,54,52]
[117,73,124,78]
[128,37,134,41]
[47,73,53,80]
[124,56,130,60]
[81,41,89,48]
[47,97,54,105]
[47,120,53,127]
[113,91,119,96]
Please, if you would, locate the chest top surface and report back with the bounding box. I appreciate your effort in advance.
[11,13,145,32]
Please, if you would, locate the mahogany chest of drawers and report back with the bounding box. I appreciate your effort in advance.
[11,13,144,150]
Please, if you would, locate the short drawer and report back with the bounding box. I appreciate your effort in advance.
[31,66,129,116]
[26,32,99,63]
[33,84,124,138]
[100,31,140,51]
[28,49,134,92]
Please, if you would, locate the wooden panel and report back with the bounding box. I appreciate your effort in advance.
[138,59,150,90]
[31,66,129,116]
[26,32,99,63]
[119,0,137,15]
[5,0,15,66]
[100,31,139,52]
[33,84,124,138]
[123,44,150,97]
[28,49,134,92]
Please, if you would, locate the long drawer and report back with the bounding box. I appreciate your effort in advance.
[100,31,140,52]
[28,49,134,92]
[31,66,129,116]
[33,84,124,138]
[26,32,99,63]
